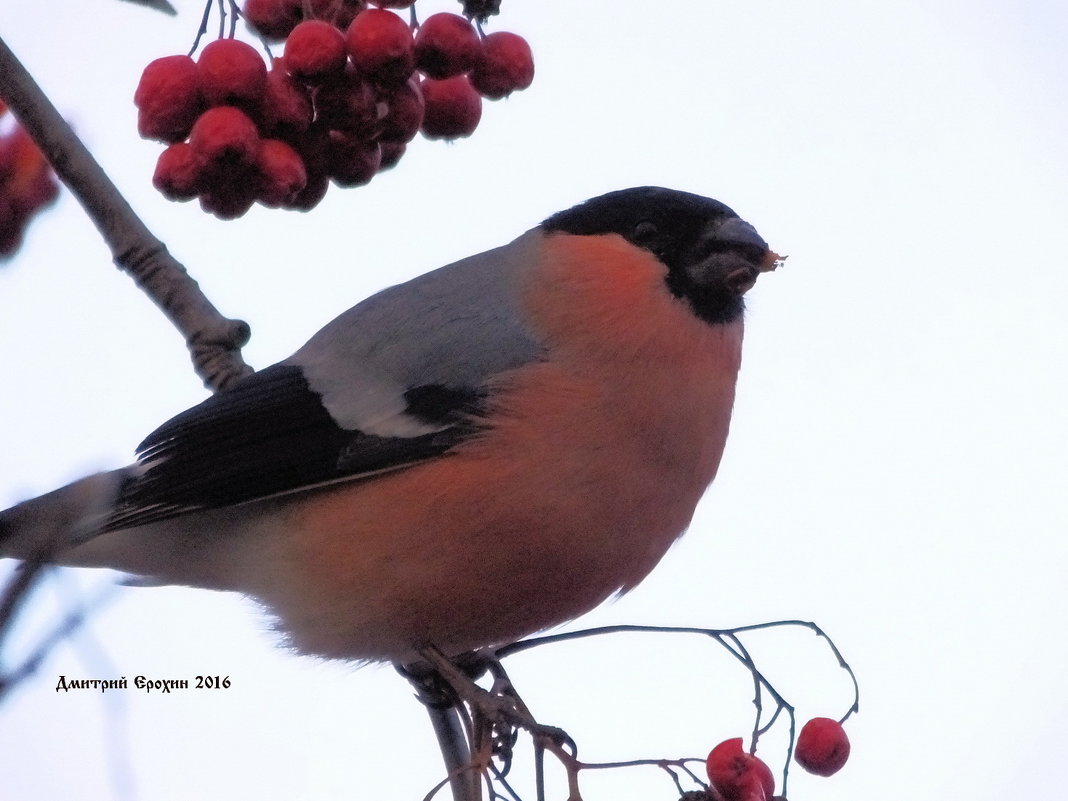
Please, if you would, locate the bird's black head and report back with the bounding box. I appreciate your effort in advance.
[542,187,776,324]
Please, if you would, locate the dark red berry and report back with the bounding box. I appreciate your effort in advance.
[795,718,851,777]
[189,106,261,166]
[377,140,405,170]
[283,169,330,210]
[0,201,27,257]
[470,31,534,99]
[0,125,58,256]
[414,13,480,79]
[198,38,268,110]
[326,131,381,186]
[346,8,415,86]
[152,142,204,201]
[0,128,58,258]
[706,738,775,801]
[315,72,383,137]
[420,75,481,140]
[380,77,424,142]
[285,20,349,83]
[199,175,259,219]
[260,62,314,136]
[307,0,366,29]
[257,139,308,206]
[135,55,204,142]
[242,0,303,40]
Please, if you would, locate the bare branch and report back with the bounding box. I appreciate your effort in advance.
[0,35,254,391]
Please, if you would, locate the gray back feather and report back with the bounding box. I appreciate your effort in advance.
[286,228,545,436]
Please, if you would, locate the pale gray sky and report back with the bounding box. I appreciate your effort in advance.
[2,1,1066,799]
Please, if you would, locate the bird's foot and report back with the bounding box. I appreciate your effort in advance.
[402,644,574,753]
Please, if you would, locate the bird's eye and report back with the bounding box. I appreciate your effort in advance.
[632,221,659,243]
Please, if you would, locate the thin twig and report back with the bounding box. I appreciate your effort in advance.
[216,0,226,40]
[496,621,859,715]
[226,0,241,38]
[0,556,51,654]
[496,621,859,799]
[0,582,114,703]
[189,0,216,57]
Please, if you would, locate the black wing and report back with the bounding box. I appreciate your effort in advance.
[105,364,481,531]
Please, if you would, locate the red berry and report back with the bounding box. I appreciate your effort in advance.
[315,72,383,136]
[414,13,480,79]
[199,177,259,219]
[284,169,330,210]
[0,126,58,211]
[307,0,365,29]
[420,75,481,140]
[380,77,424,142]
[134,55,204,142]
[0,130,57,257]
[370,0,414,7]
[0,140,14,185]
[288,122,330,176]
[0,203,27,258]
[189,106,261,166]
[0,126,59,236]
[13,169,59,215]
[242,0,303,40]
[198,39,268,110]
[280,123,331,210]
[346,9,415,86]
[19,172,59,215]
[326,131,380,186]
[152,142,204,201]
[378,140,405,170]
[256,139,307,206]
[260,63,314,136]
[706,738,775,801]
[285,20,348,83]
[795,718,850,777]
[470,31,534,99]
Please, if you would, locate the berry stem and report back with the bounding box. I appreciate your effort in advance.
[0,34,254,391]
[729,618,861,720]
[190,0,215,55]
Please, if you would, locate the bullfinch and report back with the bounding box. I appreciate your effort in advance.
[0,186,779,665]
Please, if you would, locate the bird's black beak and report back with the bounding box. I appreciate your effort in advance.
[686,216,783,298]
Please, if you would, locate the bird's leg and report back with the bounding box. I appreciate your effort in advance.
[415,645,574,749]
[402,646,574,755]
[400,646,577,801]
[398,657,482,801]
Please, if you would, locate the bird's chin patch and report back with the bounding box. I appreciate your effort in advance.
[689,251,767,299]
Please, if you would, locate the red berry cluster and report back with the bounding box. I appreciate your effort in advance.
[0,101,60,259]
[704,719,849,800]
[135,1,534,218]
